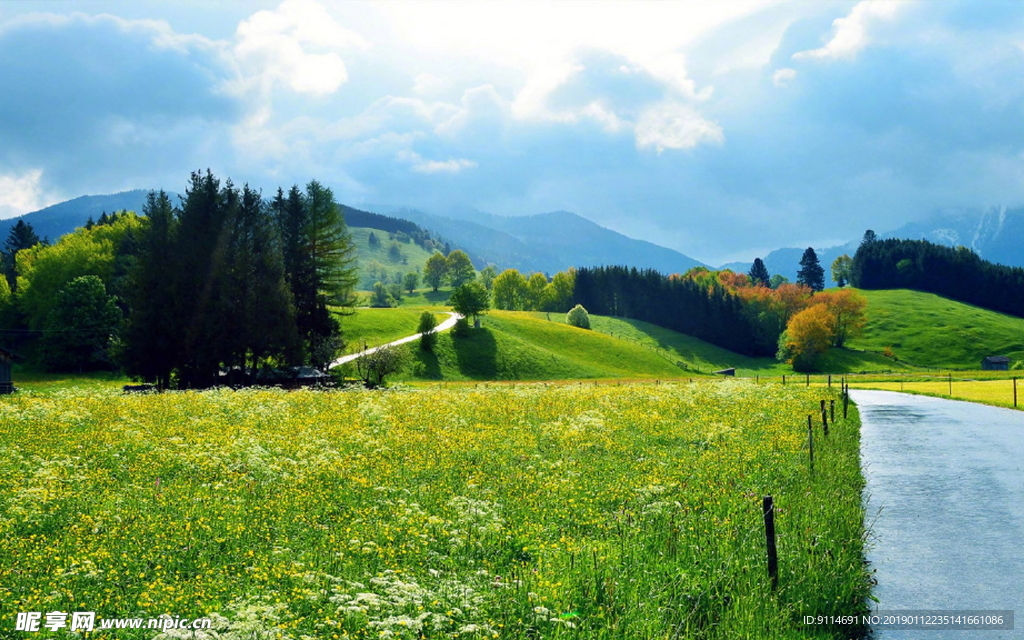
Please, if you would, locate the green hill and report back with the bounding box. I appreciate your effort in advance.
[848,289,1024,369]
[398,311,689,381]
[350,227,439,289]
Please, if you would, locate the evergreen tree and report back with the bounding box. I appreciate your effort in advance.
[3,219,41,291]
[122,191,179,388]
[796,247,825,292]
[861,229,877,246]
[748,258,770,287]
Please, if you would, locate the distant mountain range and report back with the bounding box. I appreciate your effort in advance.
[383,206,707,274]
[721,207,1024,286]
[3,192,1020,281]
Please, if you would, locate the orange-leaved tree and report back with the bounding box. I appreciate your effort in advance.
[777,303,835,371]
[808,288,868,347]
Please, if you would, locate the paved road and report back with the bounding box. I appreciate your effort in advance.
[329,312,460,368]
[854,390,1024,639]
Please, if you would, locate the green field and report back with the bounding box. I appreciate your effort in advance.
[337,307,450,351]
[396,311,691,382]
[0,382,867,639]
[849,289,1024,369]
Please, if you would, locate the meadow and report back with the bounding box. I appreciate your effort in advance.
[0,381,868,639]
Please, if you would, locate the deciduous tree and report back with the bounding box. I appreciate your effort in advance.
[446,249,475,288]
[423,251,448,292]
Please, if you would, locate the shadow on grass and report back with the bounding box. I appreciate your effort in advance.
[452,327,498,379]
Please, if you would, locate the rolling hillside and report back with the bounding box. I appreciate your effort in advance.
[395,311,690,381]
[849,289,1024,369]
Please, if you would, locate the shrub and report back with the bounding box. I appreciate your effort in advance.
[566,304,590,329]
[418,312,438,352]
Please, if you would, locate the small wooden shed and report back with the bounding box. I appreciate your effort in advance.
[713,367,736,376]
[0,346,25,394]
[982,356,1010,371]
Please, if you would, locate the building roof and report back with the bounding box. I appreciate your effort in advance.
[983,356,1011,363]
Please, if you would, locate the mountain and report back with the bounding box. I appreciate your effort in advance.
[384,207,707,274]
[0,190,150,243]
[721,207,1024,286]
[883,207,1024,268]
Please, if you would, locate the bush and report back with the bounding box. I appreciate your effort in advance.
[418,312,438,352]
[566,304,590,329]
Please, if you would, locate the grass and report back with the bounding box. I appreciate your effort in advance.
[337,307,450,351]
[8,366,127,393]
[350,227,438,290]
[0,381,868,638]
[849,289,1024,369]
[396,311,691,381]
[848,377,1022,411]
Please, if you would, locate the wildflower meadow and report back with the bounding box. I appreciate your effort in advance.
[0,381,868,639]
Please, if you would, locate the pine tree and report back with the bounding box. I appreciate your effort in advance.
[748,258,770,287]
[3,219,41,291]
[796,247,825,292]
[122,191,179,389]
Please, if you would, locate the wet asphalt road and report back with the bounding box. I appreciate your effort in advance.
[853,390,1024,639]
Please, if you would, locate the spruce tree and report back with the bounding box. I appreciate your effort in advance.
[796,247,825,292]
[3,219,41,291]
[748,258,770,287]
[122,190,178,388]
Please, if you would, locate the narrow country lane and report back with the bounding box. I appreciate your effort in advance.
[329,312,461,368]
[854,390,1024,639]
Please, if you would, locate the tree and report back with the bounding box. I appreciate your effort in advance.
[449,281,489,324]
[423,251,448,291]
[566,304,591,329]
[796,247,825,292]
[387,242,403,263]
[304,180,358,308]
[540,269,575,312]
[3,219,41,291]
[478,265,498,291]
[39,276,121,372]
[814,289,867,347]
[370,281,394,307]
[354,343,406,388]
[831,254,853,288]
[368,231,380,247]
[748,258,770,287]
[491,268,528,310]
[403,271,419,294]
[525,272,548,310]
[769,274,789,289]
[121,191,178,388]
[777,304,834,371]
[446,249,475,288]
[861,229,877,246]
[418,311,438,352]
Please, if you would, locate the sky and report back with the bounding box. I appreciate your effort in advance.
[2,0,1024,265]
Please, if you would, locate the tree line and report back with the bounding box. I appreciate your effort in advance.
[850,234,1024,318]
[0,171,358,387]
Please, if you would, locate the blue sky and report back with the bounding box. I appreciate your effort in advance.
[1,1,1023,264]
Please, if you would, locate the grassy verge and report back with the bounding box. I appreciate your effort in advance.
[848,378,1022,411]
[0,382,868,638]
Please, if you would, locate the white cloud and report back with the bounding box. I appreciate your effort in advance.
[397,150,477,174]
[232,0,369,96]
[0,169,57,219]
[773,67,797,87]
[793,0,902,62]
[412,72,451,97]
[635,102,724,152]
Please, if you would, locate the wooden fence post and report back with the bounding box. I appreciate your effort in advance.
[830,399,835,424]
[806,374,810,387]
[820,400,828,436]
[948,372,952,397]
[782,375,786,385]
[1014,377,1017,408]
[808,415,814,473]
[828,374,831,388]
[762,496,778,590]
